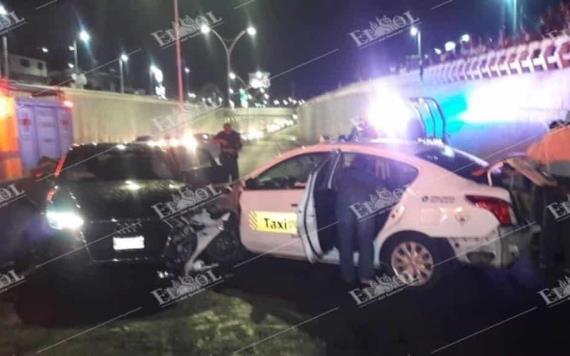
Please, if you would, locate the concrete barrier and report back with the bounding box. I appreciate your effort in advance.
[60,88,294,142]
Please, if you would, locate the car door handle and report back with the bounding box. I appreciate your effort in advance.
[291,203,299,207]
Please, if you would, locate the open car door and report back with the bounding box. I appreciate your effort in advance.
[298,150,341,263]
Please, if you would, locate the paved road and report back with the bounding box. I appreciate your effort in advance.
[238,126,301,176]
[1,126,569,356]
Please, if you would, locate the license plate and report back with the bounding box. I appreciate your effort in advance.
[113,236,144,251]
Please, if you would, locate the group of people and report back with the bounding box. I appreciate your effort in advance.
[540,1,570,37]
[400,0,570,72]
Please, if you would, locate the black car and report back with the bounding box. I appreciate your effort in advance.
[29,142,241,276]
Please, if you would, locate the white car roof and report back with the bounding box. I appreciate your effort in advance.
[247,138,451,178]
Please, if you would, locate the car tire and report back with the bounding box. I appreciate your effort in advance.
[204,215,248,267]
[380,232,455,289]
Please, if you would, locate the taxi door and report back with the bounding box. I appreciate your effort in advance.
[239,153,326,259]
[298,151,342,263]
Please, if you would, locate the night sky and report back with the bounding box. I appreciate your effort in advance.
[3,0,560,99]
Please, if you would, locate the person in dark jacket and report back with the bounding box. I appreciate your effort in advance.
[213,123,242,181]
[335,155,383,284]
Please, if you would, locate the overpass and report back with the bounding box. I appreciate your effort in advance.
[299,33,570,159]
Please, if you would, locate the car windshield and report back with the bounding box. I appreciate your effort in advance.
[60,146,176,181]
[416,146,488,180]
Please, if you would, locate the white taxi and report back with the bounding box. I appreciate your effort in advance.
[228,139,536,286]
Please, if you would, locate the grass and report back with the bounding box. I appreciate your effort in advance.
[0,287,326,356]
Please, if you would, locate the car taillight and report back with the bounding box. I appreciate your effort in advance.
[466,195,513,226]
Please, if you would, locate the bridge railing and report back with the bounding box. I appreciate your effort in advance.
[422,33,570,84]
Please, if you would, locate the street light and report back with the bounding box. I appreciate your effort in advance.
[41,47,49,54]
[444,41,456,52]
[183,66,191,99]
[460,33,471,43]
[410,25,423,80]
[119,53,128,94]
[247,26,257,36]
[79,30,91,43]
[72,29,91,73]
[201,24,257,106]
[410,26,419,37]
[200,24,211,34]
[434,48,442,55]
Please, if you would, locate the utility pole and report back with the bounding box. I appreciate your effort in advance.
[2,36,8,80]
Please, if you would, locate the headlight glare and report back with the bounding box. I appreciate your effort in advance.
[46,210,85,230]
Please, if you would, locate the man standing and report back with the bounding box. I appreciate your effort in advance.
[335,155,382,285]
[528,116,570,279]
[213,123,242,181]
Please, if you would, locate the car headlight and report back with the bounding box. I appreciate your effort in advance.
[46,210,85,230]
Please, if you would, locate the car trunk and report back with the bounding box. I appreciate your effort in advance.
[485,156,554,225]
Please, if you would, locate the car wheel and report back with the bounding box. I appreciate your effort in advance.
[204,215,248,267]
[381,233,455,288]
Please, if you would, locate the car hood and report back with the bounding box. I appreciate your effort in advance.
[59,180,185,221]
[486,154,556,187]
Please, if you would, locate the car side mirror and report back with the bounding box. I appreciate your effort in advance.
[245,178,259,190]
[184,165,232,186]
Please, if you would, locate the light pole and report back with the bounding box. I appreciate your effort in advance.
[119,54,128,93]
[72,30,91,73]
[0,5,8,79]
[410,26,422,80]
[184,66,191,98]
[200,24,256,106]
[149,64,159,96]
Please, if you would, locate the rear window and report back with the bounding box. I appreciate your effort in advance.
[59,145,177,182]
[416,147,488,180]
[169,147,213,171]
